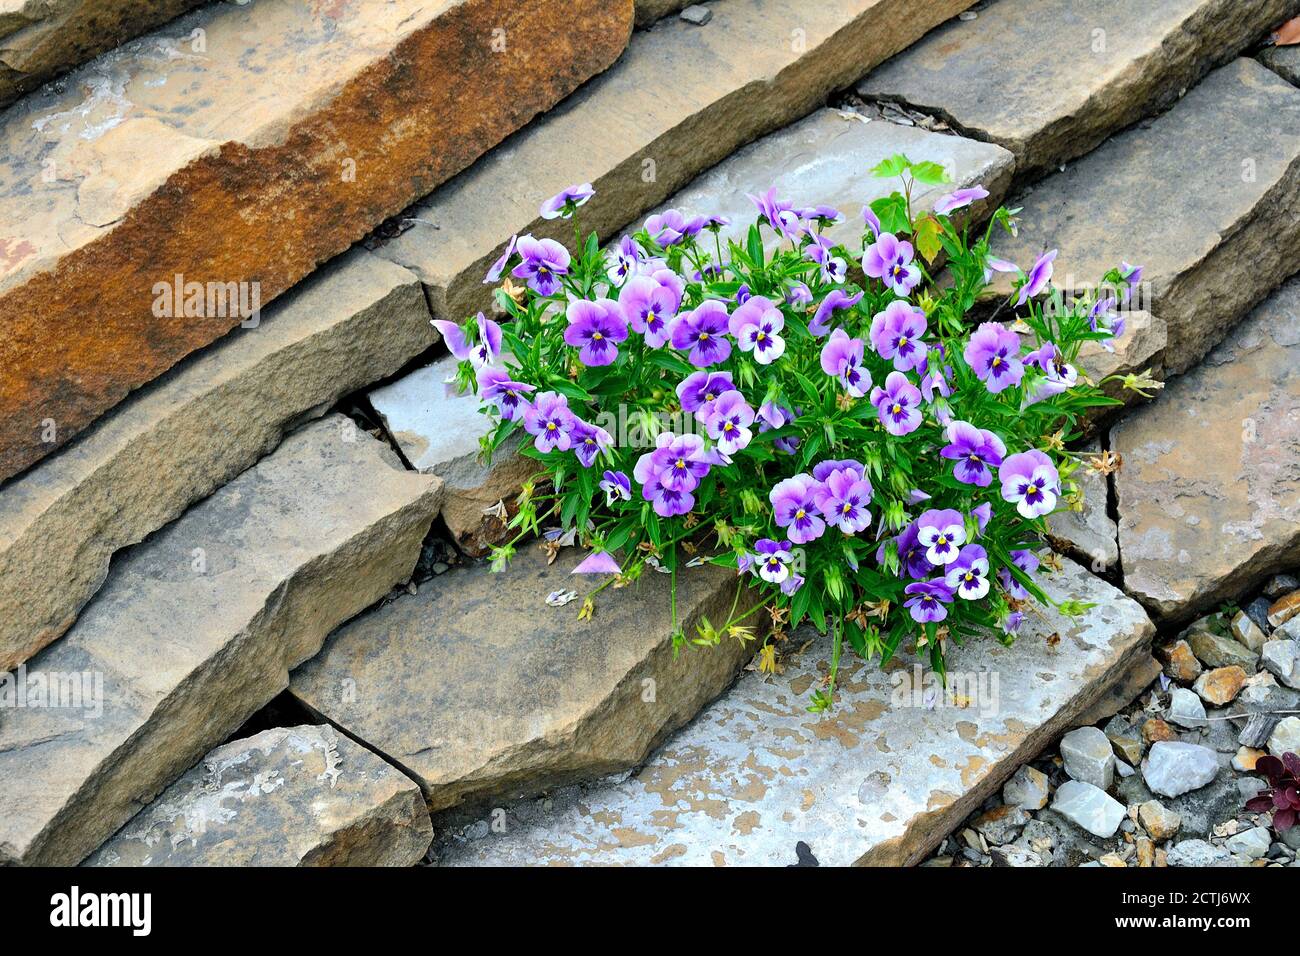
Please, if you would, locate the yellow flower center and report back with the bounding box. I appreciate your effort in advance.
[891,403,902,415]
[795,509,806,520]
[592,332,603,341]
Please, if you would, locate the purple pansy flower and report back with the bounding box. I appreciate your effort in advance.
[644,209,693,247]
[1002,610,1025,635]
[671,300,732,367]
[600,470,632,506]
[916,508,966,566]
[1015,249,1057,306]
[870,371,923,436]
[634,432,710,494]
[606,235,643,285]
[769,474,826,545]
[861,204,882,238]
[999,450,1060,518]
[540,183,594,220]
[512,235,570,296]
[476,366,535,421]
[618,275,678,348]
[786,281,813,307]
[751,538,794,584]
[972,501,993,534]
[964,322,1024,393]
[809,288,862,337]
[801,205,843,226]
[864,232,921,297]
[870,299,929,372]
[998,549,1040,600]
[933,185,989,216]
[564,298,628,367]
[644,483,694,518]
[944,544,990,600]
[812,458,865,483]
[820,329,871,398]
[813,466,873,534]
[983,255,1020,284]
[880,521,933,580]
[1119,262,1143,303]
[432,312,502,369]
[572,550,621,575]
[747,187,803,240]
[676,370,735,417]
[905,580,954,623]
[940,420,1006,487]
[484,235,518,284]
[1022,341,1078,406]
[806,237,847,284]
[522,391,576,453]
[570,418,613,468]
[729,296,786,365]
[758,402,800,455]
[704,391,755,455]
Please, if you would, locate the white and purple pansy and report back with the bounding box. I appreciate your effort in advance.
[944,544,991,600]
[915,508,966,566]
[998,450,1060,519]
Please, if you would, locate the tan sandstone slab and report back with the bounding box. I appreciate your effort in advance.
[85,725,432,867]
[291,543,762,814]
[987,59,1300,377]
[372,0,978,321]
[1113,278,1300,623]
[0,417,442,866]
[0,0,632,484]
[0,0,204,107]
[437,560,1154,866]
[858,0,1299,181]
[1047,441,1117,573]
[0,250,434,673]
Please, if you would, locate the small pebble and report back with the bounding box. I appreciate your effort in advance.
[679,4,712,25]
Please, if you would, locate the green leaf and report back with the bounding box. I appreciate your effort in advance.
[869,153,912,179]
[909,161,949,186]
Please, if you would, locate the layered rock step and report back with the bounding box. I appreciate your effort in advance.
[0,418,442,866]
[1113,278,1300,623]
[1046,441,1118,573]
[0,250,433,673]
[86,725,432,867]
[987,59,1300,377]
[437,560,1154,866]
[0,0,633,483]
[290,544,761,814]
[858,0,1298,181]
[373,0,978,321]
[0,0,204,108]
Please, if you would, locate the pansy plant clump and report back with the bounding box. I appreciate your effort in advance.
[439,158,1147,711]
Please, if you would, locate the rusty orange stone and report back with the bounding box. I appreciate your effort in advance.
[0,0,633,483]
[1157,639,1202,683]
[1142,717,1178,744]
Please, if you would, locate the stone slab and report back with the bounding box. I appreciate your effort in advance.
[0,0,204,108]
[1259,44,1300,86]
[436,560,1154,866]
[373,0,979,321]
[1047,440,1117,573]
[0,250,434,673]
[85,725,432,867]
[291,543,761,814]
[1113,278,1300,623]
[1077,310,1167,407]
[0,0,633,483]
[369,355,534,557]
[0,417,442,866]
[988,59,1300,377]
[859,0,1299,181]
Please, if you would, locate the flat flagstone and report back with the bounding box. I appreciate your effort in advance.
[0,418,442,866]
[1112,277,1300,622]
[0,0,632,483]
[290,543,761,814]
[988,59,1300,377]
[369,355,534,557]
[0,1,204,107]
[85,725,432,867]
[1046,441,1117,573]
[1077,310,1166,407]
[0,251,434,673]
[372,0,978,322]
[858,0,1296,180]
[436,560,1153,866]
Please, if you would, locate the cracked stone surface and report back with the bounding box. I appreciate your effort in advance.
[1113,276,1300,622]
[0,251,434,673]
[435,560,1153,866]
[0,0,633,483]
[291,543,761,814]
[0,418,442,866]
[373,0,978,322]
[988,59,1300,377]
[85,725,431,867]
[858,0,1299,180]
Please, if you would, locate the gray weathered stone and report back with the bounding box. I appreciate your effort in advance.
[436,560,1153,866]
[1266,573,1300,598]
[1240,713,1280,750]
[1225,826,1273,860]
[0,1,205,108]
[1232,611,1269,653]
[1113,279,1300,622]
[1046,441,1117,571]
[1262,640,1300,689]
[859,0,1300,180]
[971,805,1030,846]
[1186,629,1260,672]
[369,355,534,557]
[0,251,434,673]
[1269,716,1300,758]
[1167,687,1207,729]
[291,542,761,814]
[1259,43,1300,86]
[1002,765,1050,811]
[678,4,712,25]
[373,0,981,322]
[1142,741,1219,798]
[1167,838,1232,867]
[1051,781,1125,838]
[0,418,442,866]
[85,725,432,867]
[1060,726,1116,790]
[634,0,694,27]
[991,59,1300,377]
